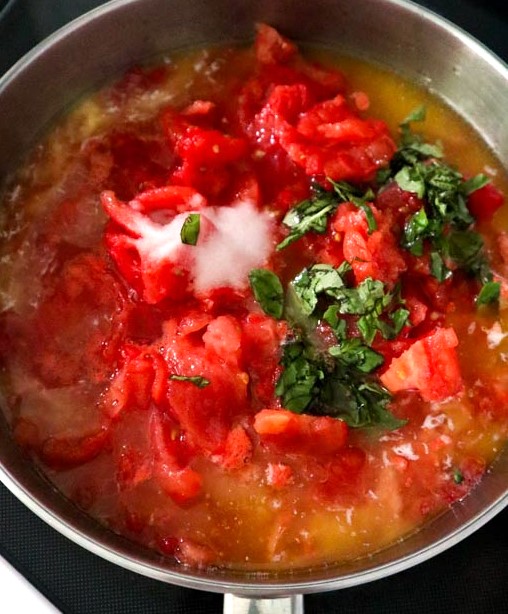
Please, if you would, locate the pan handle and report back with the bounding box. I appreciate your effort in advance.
[223,594,304,614]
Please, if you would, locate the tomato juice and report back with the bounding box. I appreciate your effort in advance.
[1,24,508,571]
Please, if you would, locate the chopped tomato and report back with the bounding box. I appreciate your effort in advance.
[440,456,487,505]
[332,202,407,285]
[202,315,243,366]
[255,23,297,65]
[159,318,249,453]
[241,313,287,406]
[318,447,366,501]
[99,346,156,419]
[251,85,396,183]
[254,409,348,454]
[467,182,504,222]
[150,409,203,504]
[374,181,424,228]
[381,327,464,402]
[22,254,127,387]
[162,110,251,202]
[133,185,207,214]
[174,539,216,568]
[102,190,195,304]
[215,425,253,470]
[85,130,170,200]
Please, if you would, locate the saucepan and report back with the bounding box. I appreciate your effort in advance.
[1,1,508,613]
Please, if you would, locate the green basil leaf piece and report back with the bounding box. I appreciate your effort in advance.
[329,339,384,373]
[461,174,490,196]
[477,281,501,305]
[401,105,426,125]
[276,339,405,430]
[275,341,324,413]
[170,375,210,388]
[395,166,425,198]
[276,187,337,250]
[180,213,201,245]
[430,251,450,282]
[249,269,284,319]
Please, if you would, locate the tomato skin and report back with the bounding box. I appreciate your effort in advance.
[150,409,203,504]
[100,346,156,419]
[39,428,110,470]
[467,182,504,222]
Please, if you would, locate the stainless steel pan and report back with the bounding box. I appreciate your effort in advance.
[1,1,508,612]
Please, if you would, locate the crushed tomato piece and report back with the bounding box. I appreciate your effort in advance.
[381,328,464,402]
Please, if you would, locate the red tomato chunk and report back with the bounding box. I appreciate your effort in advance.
[380,328,463,402]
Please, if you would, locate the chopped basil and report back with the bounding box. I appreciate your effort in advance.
[442,230,484,270]
[274,264,408,430]
[319,375,406,430]
[323,304,347,339]
[271,104,499,429]
[382,106,497,304]
[452,468,464,484]
[329,339,384,373]
[275,341,324,413]
[477,281,501,305]
[394,166,426,198]
[276,338,405,430]
[180,213,201,245]
[390,307,412,336]
[170,375,210,388]
[462,173,490,196]
[392,106,444,165]
[290,264,408,346]
[277,179,376,250]
[290,264,346,317]
[249,268,284,319]
[276,185,337,250]
[429,251,450,283]
[401,208,428,256]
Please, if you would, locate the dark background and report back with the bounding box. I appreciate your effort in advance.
[1,1,508,612]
